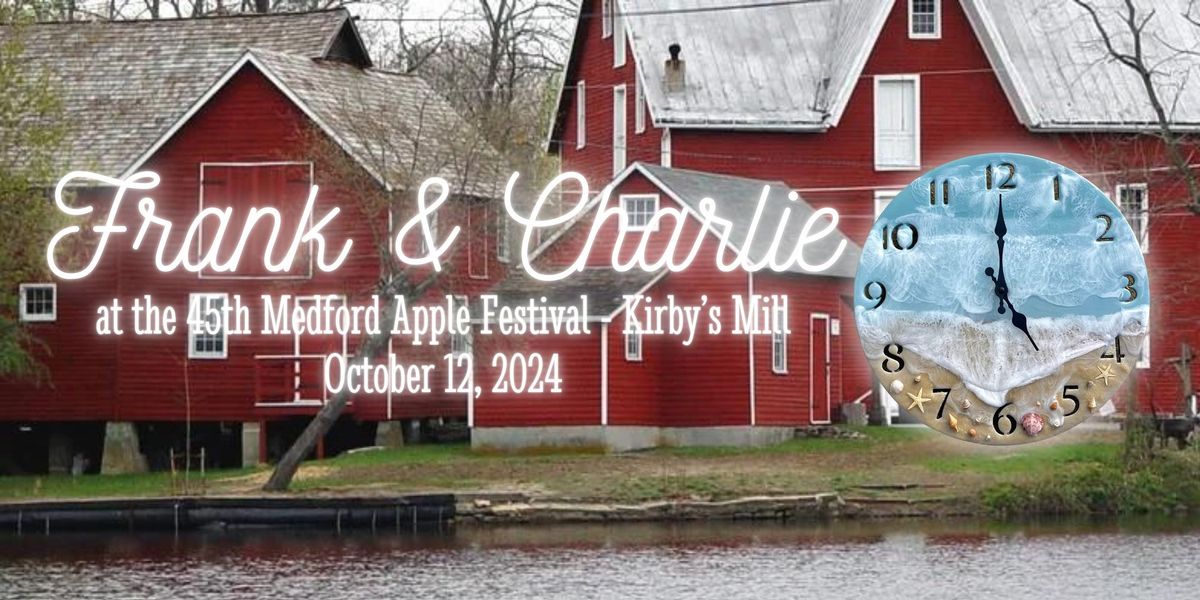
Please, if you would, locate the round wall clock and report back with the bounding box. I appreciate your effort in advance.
[854,153,1150,444]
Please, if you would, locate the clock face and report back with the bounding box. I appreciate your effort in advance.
[854,153,1149,445]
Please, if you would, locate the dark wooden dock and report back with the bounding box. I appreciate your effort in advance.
[0,495,456,533]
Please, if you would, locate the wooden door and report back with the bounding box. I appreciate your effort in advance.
[810,314,832,424]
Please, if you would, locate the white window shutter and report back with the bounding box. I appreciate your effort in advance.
[875,77,920,170]
[613,85,627,175]
[660,128,671,167]
[576,81,586,149]
[613,7,626,68]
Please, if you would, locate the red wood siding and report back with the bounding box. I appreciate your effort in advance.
[552,0,1200,415]
[559,0,663,186]
[1,65,496,423]
[472,331,603,427]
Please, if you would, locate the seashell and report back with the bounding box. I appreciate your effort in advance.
[948,413,960,432]
[890,380,904,393]
[1049,412,1064,428]
[1050,400,1060,411]
[1086,380,1095,388]
[1087,397,1098,412]
[914,375,923,383]
[1021,412,1045,436]
[968,428,977,438]
[974,416,984,424]
[960,399,971,410]
[986,434,993,441]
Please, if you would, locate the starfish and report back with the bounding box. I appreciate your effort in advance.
[906,387,932,413]
[1093,364,1117,386]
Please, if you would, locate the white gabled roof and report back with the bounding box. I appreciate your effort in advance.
[551,0,1200,143]
[622,0,892,130]
[963,0,1200,131]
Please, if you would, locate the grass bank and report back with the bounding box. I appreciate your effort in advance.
[980,449,1200,517]
[1,425,1195,520]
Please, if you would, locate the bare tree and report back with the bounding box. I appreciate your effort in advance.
[363,0,449,74]
[399,1,572,191]
[262,80,502,492]
[1070,0,1200,212]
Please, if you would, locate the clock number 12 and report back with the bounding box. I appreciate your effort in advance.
[986,162,1017,190]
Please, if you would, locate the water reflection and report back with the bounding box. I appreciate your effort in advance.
[0,517,1196,599]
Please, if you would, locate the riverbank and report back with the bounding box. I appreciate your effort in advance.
[1,425,1196,525]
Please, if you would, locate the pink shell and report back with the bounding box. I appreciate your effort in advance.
[1021,412,1045,436]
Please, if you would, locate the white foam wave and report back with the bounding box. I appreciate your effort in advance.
[857,307,1148,408]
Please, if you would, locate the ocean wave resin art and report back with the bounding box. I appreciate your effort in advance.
[854,153,1149,445]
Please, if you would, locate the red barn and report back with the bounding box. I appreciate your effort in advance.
[0,10,507,473]
[470,163,862,450]
[494,0,1200,442]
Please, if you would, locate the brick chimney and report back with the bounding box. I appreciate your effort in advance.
[664,43,686,93]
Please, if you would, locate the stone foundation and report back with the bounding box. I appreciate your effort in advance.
[374,421,406,448]
[471,426,795,452]
[241,422,262,468]
[101,422,148,474]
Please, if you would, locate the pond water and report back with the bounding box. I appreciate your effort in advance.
[0,517,1197,599]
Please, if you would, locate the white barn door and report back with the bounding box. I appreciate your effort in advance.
[874,76,920,170]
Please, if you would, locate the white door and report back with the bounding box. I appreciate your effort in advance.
[874,76,920,170]
[613,84,627,175]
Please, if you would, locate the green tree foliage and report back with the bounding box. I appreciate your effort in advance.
[0,9,67,378]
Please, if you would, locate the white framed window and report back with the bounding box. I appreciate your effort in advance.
[771,305,788,374]
[613,4,626,68]
[1116,183,1149,253]
[613,84,628,175]
[188,293,228,359]
[18,283,56,323]
[874,75,921,171]
[874,189,900,218]
[909,0,941,39]
[660,128,672,167]
[635,76,646,134]
[451,295,471,356]
[620,194,659,231]
[576,80,586,149]
[625,330,642,361]
[1137,335,1150,369]
[602,0,613,38]
[497,209,511,263]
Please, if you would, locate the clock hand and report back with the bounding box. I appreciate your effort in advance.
[1001,295,1040,351]
[993,194,1008,304]
[983,196,1009,310]
[982,195,1039,352]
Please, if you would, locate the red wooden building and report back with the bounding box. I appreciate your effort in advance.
[470,0,1200,444]
[5,1,1200,469]
[0,10,507,473]
[469,163,862,450]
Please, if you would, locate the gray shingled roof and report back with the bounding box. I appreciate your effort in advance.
[555,0,1200,140]
[251,50,504,198]
[963,0,1200,130]
[636,164,860,278]
[478,267,662,319]
[620,0,889,129]
[0,10,349,177]
[1,10,504,196]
